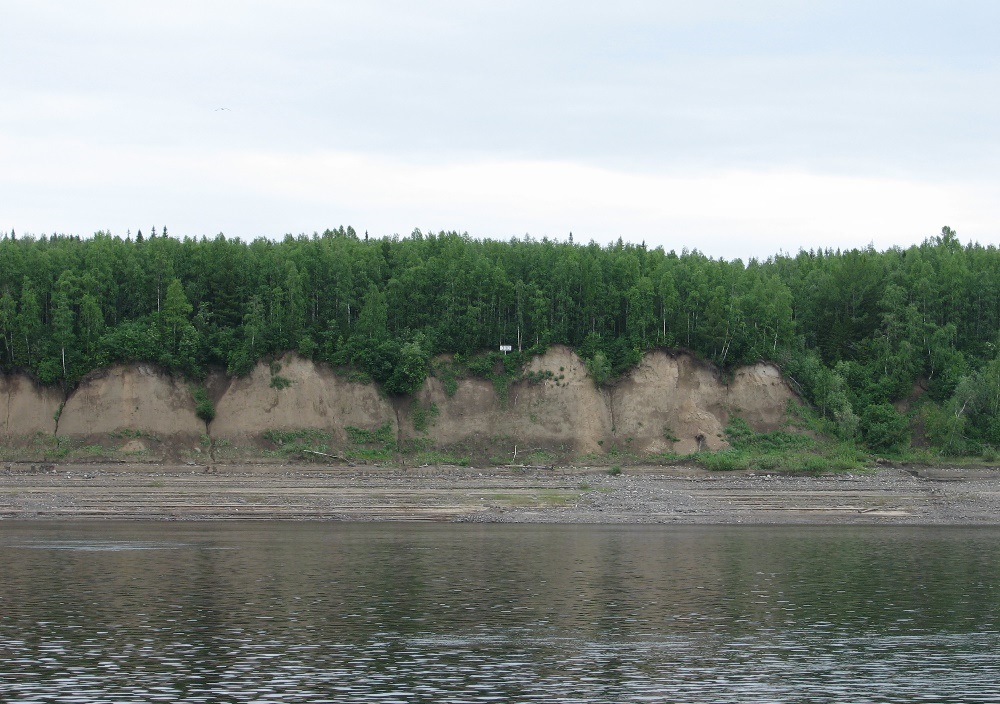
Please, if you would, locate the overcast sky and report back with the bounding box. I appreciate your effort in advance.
[3,1,999,261]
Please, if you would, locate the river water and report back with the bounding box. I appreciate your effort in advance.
[2,522,1000,703]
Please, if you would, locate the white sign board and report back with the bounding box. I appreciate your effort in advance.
[500,345,512,353]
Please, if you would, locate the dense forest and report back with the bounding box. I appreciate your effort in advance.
[1,225,998,455]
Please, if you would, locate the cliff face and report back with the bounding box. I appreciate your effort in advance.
[409,348,795,458]
[58,364,205,440]
[209,354,396,446]
[0,374,62,443]
[1,347,799,461]
[408,346,613,456]
[611,351,730,454]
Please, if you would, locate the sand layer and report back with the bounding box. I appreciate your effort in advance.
[2,463,999,525]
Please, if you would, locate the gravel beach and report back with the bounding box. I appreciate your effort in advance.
[2,462,1000,524]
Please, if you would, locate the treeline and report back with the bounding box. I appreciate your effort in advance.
[0,225,998,454]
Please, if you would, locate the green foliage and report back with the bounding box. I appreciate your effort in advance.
[3,223,1000,459]
[343,335,430,396]
[44,436,74,459]
[411,402,439,433]
[925,355,1000,454]
[521,449,555,465]
[920,402,969,455]
[345,422,394,446]
[342,421,396,461]
[262,428,331,455]
[465,354,494,378]
[693,415,869,473]
[585,351,612,386]
[463,350,525,405]
[191,386,215,423]
[697,451,748,471]
[524,369,554,384]
[269,375,292,390]
[695,443,867,473]
[858,403,909,453]
[162,279,192,339]
[297,334,317,359]
[781,351,858,439]
[345,369,373,384]
[725,416,813,453]
[431,359,460,396]
[226,347,254,377]
[345,447,393,461]
[384,339,430,395]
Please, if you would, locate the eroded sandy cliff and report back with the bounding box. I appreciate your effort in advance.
[0,374,62,443]
[1,347,798,461]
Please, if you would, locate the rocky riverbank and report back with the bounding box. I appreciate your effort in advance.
[2,462,999,524]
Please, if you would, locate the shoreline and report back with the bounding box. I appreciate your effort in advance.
[3,462,1000,524]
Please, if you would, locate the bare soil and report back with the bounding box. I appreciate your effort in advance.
[3,348,800,462]
[3,462,1000,524]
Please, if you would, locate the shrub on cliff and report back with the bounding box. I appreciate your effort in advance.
[192,386,215,423]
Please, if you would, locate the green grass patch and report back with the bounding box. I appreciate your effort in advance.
[697,450,750,471]
[344,447,393,461]
[430,358,461,397]
[107,428,160,442]
[693,417,869,473]
[269,375,292,390]
[43,436,75,460]
[524,369,554,384]
[262,428,331,455]
[605,444,638,461]
[342,422,396,461]
[725,416,814,453]
[522,449,555,465]
[411,402,439,433]
[345,422,394,446]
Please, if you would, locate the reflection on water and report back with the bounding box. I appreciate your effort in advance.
[11,540,188,551]
[2,523,1000,702]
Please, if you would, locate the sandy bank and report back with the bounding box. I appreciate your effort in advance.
[2,463,999,525]
[2,347,800,463]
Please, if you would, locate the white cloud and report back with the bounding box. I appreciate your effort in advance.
[2,1,998,256]
[2,132,992,259]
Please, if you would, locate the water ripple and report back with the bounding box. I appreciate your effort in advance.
[3,523,1000,702]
